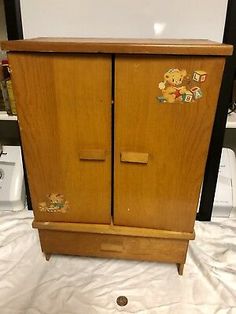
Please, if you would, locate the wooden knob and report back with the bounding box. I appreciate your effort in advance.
[79,149,106,161]
[120,151,149,164]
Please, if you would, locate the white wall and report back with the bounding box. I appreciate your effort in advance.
[20,0,228,42]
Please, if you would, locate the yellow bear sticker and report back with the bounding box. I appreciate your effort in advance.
[39,193,69,213]
[157,68,207,104]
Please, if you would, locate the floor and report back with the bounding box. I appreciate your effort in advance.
[0,210,235,314]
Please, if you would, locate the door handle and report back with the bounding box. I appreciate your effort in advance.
[79,149,106,161]
[120,152,149,164]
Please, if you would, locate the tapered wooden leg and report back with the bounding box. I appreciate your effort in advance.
[45,253,51,261]
[177,263,184,275]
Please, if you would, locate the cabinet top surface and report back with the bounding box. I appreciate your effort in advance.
[1,38,233,56]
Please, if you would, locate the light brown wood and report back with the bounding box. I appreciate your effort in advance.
[5,39,229,275]
[32,220,195,240]
[177,263,184,275]
[120,152,149,164]
[1,38,233,55]
[114,55,225,232]
[79,149,106,161]
[8,52,112,224]
[38,229,189,265]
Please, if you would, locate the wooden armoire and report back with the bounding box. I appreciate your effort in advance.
[1,38,233,275]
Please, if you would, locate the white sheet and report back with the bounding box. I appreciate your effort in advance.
[0,210,236,314]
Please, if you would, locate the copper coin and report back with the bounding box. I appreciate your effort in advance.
[116,296,128,307]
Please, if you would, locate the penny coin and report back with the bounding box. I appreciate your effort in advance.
[116,296,128,307]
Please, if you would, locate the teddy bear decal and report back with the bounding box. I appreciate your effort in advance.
[157,68,207,104]
[39,193,69,213]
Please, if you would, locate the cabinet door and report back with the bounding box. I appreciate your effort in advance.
[114,55,225,232]
[9,53,111,224]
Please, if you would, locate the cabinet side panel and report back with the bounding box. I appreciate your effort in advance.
[114,55,225,232]
[9,52,112,224]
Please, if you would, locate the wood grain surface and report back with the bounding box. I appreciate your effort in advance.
[114,55,225,232]
[1,38,233,55]
[8,52,112,224]
[39,229,189,265]
[6,40,229,274]
[33,220,195,240]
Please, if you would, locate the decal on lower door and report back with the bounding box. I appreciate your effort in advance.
[39,193,69,213]
[157,68,207,103]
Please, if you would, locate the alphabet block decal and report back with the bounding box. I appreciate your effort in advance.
[193,70,207,83]
[191,86,203,100]
[183,91,193,102]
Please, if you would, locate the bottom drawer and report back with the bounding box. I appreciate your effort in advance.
[38,229,189,265]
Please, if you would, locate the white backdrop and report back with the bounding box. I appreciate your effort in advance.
[20,0,228,42]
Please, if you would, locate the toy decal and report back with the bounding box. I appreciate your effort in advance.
[39,193,69,213]
[191,86,203,100]
[193,70,207,83]
[157,68,207,104]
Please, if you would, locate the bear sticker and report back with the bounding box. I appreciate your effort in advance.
[39,193,69,213]
[157,68,206,104]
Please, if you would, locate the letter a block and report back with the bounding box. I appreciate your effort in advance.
[191,86,203,100]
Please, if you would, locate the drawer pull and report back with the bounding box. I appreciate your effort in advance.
[79,149,106,161]
[100,242,123,252]
[120,152,149,164]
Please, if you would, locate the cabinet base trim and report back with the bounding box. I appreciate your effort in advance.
[33,220,195,240]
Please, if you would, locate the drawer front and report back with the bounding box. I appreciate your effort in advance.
[9,53,112,224]
[114,55,225,232]
[39,230,189,264]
